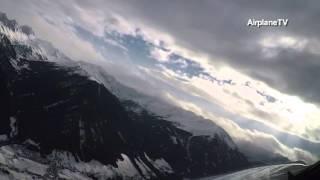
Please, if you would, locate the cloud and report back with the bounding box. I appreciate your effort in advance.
[150,46,171,62]
[165,96,317,164]
[235,129,317,164]
[68,0,320,107]
[210,116,317,164]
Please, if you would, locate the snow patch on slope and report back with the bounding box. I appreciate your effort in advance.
[0,144,174,179]
[47,150,143,179]
[9,117,17,138]
[144,153,173,174]
[0,23,31,43]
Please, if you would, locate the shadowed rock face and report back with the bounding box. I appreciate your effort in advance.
[0,13,250,179]
[0,57,10,136]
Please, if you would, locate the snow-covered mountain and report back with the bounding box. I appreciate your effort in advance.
[0,12,251,179]
[197,163,306,180]
[78,62,237,149]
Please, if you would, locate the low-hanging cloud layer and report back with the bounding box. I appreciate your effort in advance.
[1,0,320,164]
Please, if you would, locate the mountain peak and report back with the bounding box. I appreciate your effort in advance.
[0,12,34,36]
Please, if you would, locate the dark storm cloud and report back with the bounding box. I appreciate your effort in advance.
[72,0,320,104]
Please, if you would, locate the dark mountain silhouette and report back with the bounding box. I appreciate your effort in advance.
[288,161,320,180]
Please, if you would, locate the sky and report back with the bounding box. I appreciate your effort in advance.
[1,0,320,164]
